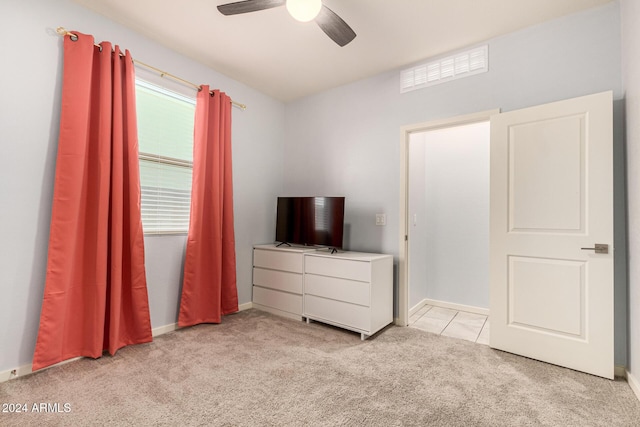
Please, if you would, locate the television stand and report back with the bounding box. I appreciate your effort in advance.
[251,244,393,340]
[276,242,292,247]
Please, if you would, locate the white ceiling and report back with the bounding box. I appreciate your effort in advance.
[73,0,614,102]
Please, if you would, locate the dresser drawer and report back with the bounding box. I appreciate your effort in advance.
[304,256,370,282]
[254,249,304,273]
[305,274,370,306]
[304,295,370,332]
[253,267,303,294]
[253,286,302,315]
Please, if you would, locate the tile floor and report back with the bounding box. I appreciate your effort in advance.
[409,305,490,345]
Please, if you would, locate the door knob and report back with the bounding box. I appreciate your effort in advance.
[580,244,609,254]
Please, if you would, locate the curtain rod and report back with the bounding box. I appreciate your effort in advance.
[55,27,247,111]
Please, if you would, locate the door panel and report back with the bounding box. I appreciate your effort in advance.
[490,91,613,379]
[508,256,585,337]
[509,114,585,232]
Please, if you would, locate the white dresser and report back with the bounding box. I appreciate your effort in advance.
[252,244,316,320]
[303,251,393,340]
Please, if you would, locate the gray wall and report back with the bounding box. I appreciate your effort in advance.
[621,0,640,391]
[0,0,285,373]
[283,3,625,363]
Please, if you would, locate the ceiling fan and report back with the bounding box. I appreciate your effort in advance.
[217,0,357,47]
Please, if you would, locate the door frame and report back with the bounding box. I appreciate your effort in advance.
[397,109,499,326]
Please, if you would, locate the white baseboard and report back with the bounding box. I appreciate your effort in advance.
[0,356,82,384]
[238,301,253,311]
[0,363,32,383]
[410,298,490,317]
[1,301,256,384]
[152,323,178,337]
[151,302,253,337]
[628,370,640,402]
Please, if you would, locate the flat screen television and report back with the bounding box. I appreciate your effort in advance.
[275,196,345,250]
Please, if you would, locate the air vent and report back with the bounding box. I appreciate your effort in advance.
[401,45,488,93]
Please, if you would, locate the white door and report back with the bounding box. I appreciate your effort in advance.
[489,91,614,379]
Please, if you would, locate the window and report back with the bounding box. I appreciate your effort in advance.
[400,45,488,93]
[135,79,196,234]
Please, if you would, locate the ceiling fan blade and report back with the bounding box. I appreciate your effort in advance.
[217,0,285,15]
[315,5,356,47]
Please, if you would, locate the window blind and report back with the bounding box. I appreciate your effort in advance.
[136,79,196,234]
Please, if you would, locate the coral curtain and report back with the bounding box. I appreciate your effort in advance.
[32,32,152,371]
[178,87,238,327]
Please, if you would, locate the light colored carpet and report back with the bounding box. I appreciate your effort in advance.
[1,309,639,426]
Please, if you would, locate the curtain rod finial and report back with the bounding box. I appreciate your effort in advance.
[56,27,78,41]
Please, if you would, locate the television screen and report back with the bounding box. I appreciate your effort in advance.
[276,197,345,249]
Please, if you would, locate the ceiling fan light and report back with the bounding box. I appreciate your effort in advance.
[286,0,322,22]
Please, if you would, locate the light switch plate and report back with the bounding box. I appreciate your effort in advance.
[375,213,386,226]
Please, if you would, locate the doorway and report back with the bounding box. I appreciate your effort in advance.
[398,109,498,326]
[398,92,616,379]
[408,121,490,315]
